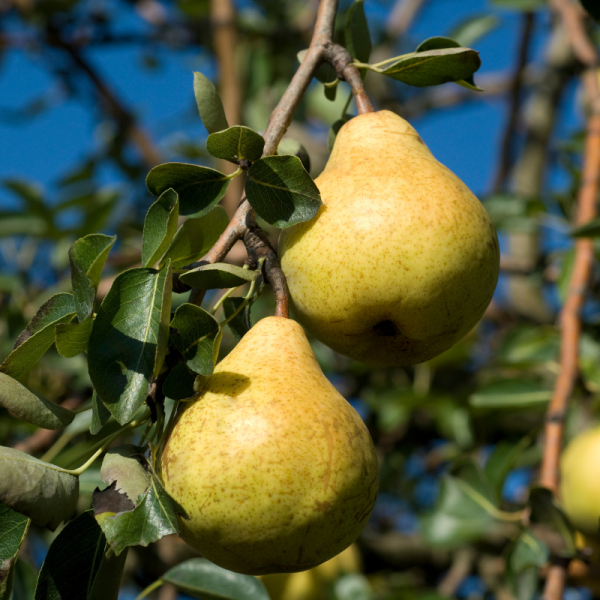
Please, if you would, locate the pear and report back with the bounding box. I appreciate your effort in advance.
[160,317,379,575]
[279,110,500,366]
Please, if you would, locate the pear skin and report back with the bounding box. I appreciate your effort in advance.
[160,317,379,575]
[279,110,500,366]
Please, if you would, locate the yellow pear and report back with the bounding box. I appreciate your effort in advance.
[279,110,500,366]
[160,317,379,575]
[560,426,600,537]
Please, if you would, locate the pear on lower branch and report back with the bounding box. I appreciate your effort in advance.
[160,317,379,575]
[279,110,500,366]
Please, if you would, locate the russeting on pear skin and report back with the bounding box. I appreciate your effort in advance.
[279,110,500,366]
[160,317,379,575]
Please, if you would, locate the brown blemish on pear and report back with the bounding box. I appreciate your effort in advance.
[279,110,500,366]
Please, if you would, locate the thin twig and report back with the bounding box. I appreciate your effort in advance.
[493,12,535,192]
[387,0,428,36]
[540,2,600,599]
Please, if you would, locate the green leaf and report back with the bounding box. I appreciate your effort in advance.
[0,373,74,429]
[421,460,497,548]
[382,47,481,88]
[450,14,500,47]
[161,206,229,269]
[497,326,560,367]
[505,529,548,600]
[100,446,150,505]
[55,316,93,358]
[11,559,37,600]
[146,163,230,218]
[34,511,122,600]
[277,138,311,174]
[193,72,229,134]
[69,234,116,321]
[324,83,337,102]
[529,487,576,556]
[88,263,172,425]
[484,439,528,498]
[245,156,322,228]
[0,446,78,530]
[180,263,259,290]
[345,0,371,63]
[0,214,47,237]
[206,126,265,164]
[0,503,29,600]
[162,558,270,600]
[162,362,197,401]
[90,390,111,435]
[571,217,600,238]
[142,188,179,268]
[469,379,552,409]
[170,304,221,376]
[581,0,600,23]
[492,0,545,9]
[94,473,184,556]
[0,293,76,380]
[223,297,252,341]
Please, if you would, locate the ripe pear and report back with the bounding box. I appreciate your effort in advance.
[560,426,600,537]
[160,317,379,575]
[279,110,500,366]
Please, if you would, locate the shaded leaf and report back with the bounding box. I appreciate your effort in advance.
[10,559,37,600]
[90,390,111,435]
[571,217,600,238]
[382,47,481,87]
[277,138,311,173]
[0,373,74,429]
[529,487,576,556]
[1,294,76,380]
[88,546,128,600]
[100,446,150,504]
[162,558,270,600]
[345,0,371,63]
[161,206,229,269]
[55,316,93,358]
[206,126,265,164]
[69,234,116,321]
[88,264,172,425]
[142,188,179,268]
[0,446,78,530]
[223,297,252,341]
[170,304,221,376]
[485,439,528,498]
[162,362,197,401]
[180,263,259,290]
[146,163,230,218]
[505,529,548,600]
[193,72,229,134]
[34,511,118,600]
[450,14,500,47]
[469,379,552,409]
[94,473,184,556]
[0,503,29,600]
[245,156,321,228]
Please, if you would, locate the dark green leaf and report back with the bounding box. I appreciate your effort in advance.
[345,0,371,63]
[142,188,179,268]
[0,294,76,380]
[88,547,128,600]
[223,297,252,341]
[69,234,116,321]
[171,304,221,376]
[529,487,576,556]
[571,217,600,238]
[277,138,311,173]
[161,206,229,269]
[0,373,74,429]
[180,263,259,290]
[382,47,481,87]
[324,83,337,101]
[88,264,172,425]
[95,473,184,556]
[193,72,229,134]
[206,126,265,164]
[34,511,114,600]
[581,0,600,23]
[55,316,93,358]
[0,446,78,530]
[245,155,322,228]
[90,390,111,435]
[146,163,230,218]
[0,503,29,600]
[162,558,270,600]
[162,362,197,401]
[469,379,552,409]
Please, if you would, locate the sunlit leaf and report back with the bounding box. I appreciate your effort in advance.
[193,72,229,134]
[206,126,265,164]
